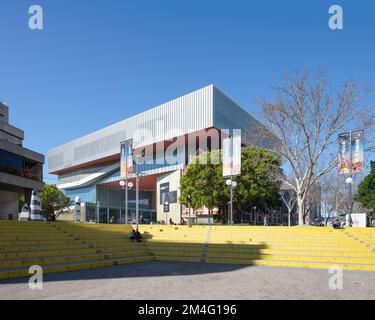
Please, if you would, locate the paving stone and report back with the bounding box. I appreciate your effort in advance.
[0,261,374,300]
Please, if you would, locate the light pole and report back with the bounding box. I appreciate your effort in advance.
[253,206,257,225]
[134,152,144,231]
[127,181,134,224]
[226,178,237,225]
[120,180,133,224]
[96,201,100,223]
[164,201,169,224]
[186,195,192,226]
[346,177,354,227]
[119,180,127,224]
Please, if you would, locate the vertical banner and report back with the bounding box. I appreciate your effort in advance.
[338,133,350,175]
[222,131,241,177]
[120,139,133,177]
[222,137,232,177]
[351,130,364,174]
[232,131,242,176]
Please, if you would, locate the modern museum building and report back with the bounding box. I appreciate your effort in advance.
[48,85,274,224]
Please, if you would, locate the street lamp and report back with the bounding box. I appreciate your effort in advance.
[134,151,144,231]
[164,201,169,224]
[253,206,257,225]
[346,177,354,227]
[186,195,192,226]
[119,180,134,225]
[119,180,127,225]
[226,178,237,225]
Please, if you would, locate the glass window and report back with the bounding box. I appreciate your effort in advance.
[0,149,42,181]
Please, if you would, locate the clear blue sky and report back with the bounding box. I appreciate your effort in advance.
[0,0,374,184]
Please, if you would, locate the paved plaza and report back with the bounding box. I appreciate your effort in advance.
[1,262,375,300]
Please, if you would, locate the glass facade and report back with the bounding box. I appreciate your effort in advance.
[62,184,156,224]
[0,149,43,181]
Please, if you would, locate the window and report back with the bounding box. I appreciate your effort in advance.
[0,149,43,182]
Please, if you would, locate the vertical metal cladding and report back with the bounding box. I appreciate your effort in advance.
[48,85,214,174]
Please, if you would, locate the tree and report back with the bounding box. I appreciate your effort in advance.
[179,147,282,222]
[355,161,375,211]
[259,70,375,225]
[179,151,222,223]
[19,194,26,211]
[231,147,282,216]
[280,182,297,227]
[40,184,72,221]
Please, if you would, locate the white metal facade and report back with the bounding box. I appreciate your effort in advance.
[48,85,265,174]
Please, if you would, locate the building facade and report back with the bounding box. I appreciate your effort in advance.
[0,102,44,220]
[48,85,275,224]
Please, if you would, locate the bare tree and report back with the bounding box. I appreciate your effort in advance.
[259,70,374,225]
[303,183,321,225]
[280,182,297,227]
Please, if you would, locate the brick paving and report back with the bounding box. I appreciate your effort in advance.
[1,261,375,300]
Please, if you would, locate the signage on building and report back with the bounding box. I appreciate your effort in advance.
[163,202,170,213]
[160,182,177,204]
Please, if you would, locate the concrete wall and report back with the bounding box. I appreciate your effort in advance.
[156,170,182,224]
[0,189,19,220]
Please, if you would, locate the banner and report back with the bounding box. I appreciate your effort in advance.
[222,132,241,177]
[232,134,241,176]
[120,140,133,177]
[338,131,364,175]
[351,130,364,174]
[222,137,232,177]
[338,133,350,175]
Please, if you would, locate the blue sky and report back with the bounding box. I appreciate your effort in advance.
[0,0,374,183]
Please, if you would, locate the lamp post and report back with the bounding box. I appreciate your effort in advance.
[120,180,133,224]
[186,195,192,226]
[346,177,354,227]
[164,201,169,224]
[226,178,237,225]
[134,152,144,231]
[253,206,257,225]
[119,180,127,224]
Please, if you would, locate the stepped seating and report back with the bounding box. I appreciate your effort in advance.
[139,225,375,271]
[2,222,375,280]
[139,225,207,263]
[0,221,153,280]
[341,228,375,247]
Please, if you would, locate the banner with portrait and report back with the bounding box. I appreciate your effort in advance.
[338,133,350,175]
[338,131,364,175]
[222,137,232,177]
[120,139,133,177]
[351,130,364,174]
[222,132,241,177]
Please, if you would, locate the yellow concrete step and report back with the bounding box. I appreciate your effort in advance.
[0,250,153,269]
[0,244,148,260]
[0,255,155,280]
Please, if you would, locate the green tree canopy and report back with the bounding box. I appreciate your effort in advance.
[179,146,282,220]
[40,184,72,221]
[355,161,375,211]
